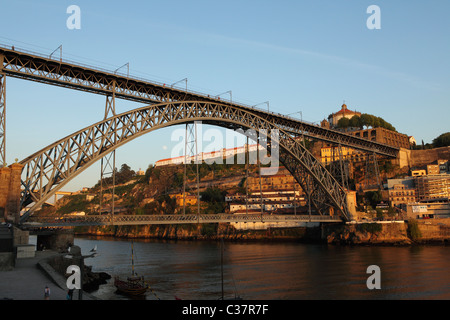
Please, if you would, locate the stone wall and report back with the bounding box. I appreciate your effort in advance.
[323,219,450,245]
[0,163,24,223]
[397,146,450,169]
[37,229,74,251]
[324,222,412,245]
[0,252,15,271]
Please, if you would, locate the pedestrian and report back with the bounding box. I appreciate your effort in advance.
[44,286,50,300]
[67,288,74,300]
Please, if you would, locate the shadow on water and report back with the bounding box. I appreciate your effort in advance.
[70,236,450,300]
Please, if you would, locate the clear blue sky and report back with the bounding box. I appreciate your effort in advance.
[0,0,449,191]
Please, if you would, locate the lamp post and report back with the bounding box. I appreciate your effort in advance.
[287,111,302,121]
[114,63,130,77]
[171,78,188,91]
[252,101,269,112]
[215,90,232,102]
[49,45,63,62]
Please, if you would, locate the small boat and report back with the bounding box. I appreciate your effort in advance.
[114,275,148,296]
[114,241,149,296]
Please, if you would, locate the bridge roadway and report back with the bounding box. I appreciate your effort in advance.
[22,214,342,228]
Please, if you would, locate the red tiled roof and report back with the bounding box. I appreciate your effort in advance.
[334,104,360,116]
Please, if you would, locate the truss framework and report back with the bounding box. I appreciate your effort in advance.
[0,73,5,166]
[23,213,342,228]
[19,101,353,223]
[99,94,117,216]
[0,46,398,158]
[182,122,201,217]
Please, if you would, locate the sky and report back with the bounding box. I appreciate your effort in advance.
[0,0,449,192]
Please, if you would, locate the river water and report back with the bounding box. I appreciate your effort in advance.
[56,236,450,300]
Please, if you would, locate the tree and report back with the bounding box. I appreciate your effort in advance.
[116,163,135,184]
[337,117,350,128]
[200,187,227,214]
[372,116,380,128]
[349,115,362,128]
[432,132,450,148]
[333,112,396,132]
[365,190,382,209]
[360,113,373,129]
[200,187,226,203]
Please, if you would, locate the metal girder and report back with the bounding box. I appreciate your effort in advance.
[99,93,117,216]
[0,45,398,157]
[0,72,5,166]
[23,213,342,228]
[19,101,352,223]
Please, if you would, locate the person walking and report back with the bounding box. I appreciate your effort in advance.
[44,286,50,300]
[67,289,74,300]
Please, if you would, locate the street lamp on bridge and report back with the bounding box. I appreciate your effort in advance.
[215,90,232,102]
[252,101,270,112]
[287,110,302,121]
[171,78,188,91]
[114,62,130,78]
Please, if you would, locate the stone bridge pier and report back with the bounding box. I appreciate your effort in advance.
[0,163,23,224]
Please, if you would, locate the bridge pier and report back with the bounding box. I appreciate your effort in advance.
[36,229,74,252]
[0,163,23,224]
[346,191,357,221]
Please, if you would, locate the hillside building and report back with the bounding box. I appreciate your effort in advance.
[327,103,361,127]
[351,127,410,149]
[415,175,450,202]
[388,184,417,207]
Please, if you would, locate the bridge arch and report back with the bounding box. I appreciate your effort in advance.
[19,101,352,222]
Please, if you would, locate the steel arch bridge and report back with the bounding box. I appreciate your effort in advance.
[20,100,354,223]
[0,45,399,225]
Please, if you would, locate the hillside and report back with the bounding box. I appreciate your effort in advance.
[37,159,257,217]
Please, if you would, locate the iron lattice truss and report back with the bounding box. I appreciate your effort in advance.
[24,213,342,228]
[20,101,352,222]
[0,73,5,166]
[0,46,398,157]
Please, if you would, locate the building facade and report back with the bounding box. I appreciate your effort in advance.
[327,103,361,127]
[415,175,450,202]
[351,127,410,149]
[388,184,417,207]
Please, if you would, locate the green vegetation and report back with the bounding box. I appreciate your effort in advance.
[364,190,382,209]
[57,194,90,215]
[200,224,217,236]
[407,219,422,241]
[357,223,383,234]
[432,132,450,148]
[337,113,396,132]
[200,187,227,214]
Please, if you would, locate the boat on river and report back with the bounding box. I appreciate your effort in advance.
[114,275,148,296]
[114,241,149,296]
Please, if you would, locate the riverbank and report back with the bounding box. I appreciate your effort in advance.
[73,219,450,245]
[0,250,98,300]
[324,219,450,245]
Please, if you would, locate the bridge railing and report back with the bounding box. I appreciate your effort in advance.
[0,43,338,127]
[0,43,262,112]
[1,43,398,159]
[23,213,342,227]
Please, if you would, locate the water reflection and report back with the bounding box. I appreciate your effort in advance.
[70,236,449,300]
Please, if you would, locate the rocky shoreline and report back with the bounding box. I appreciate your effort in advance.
[73,219,450,246]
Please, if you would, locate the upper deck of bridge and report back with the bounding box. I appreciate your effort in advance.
[0,44,398,158]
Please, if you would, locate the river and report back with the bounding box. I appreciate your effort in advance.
[48,236,450,300]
